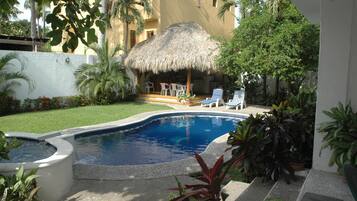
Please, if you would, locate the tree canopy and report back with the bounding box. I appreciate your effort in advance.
[45,0,107,52]
[0,20,31,37]
[217,0,319,95]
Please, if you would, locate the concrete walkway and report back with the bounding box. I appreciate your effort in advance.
[63,105,269,201]
[64,176,198,201]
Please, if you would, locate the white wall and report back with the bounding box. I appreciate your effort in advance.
[0,50,90,100]
[312,0,356,172]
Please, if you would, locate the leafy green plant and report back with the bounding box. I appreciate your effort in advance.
[0,53,32,97]
[227,88,316,182]
[170,154,238,201]
[177,94,196,104]
[0,131,21,160]
[0,131,39,201]
[319,103,357,170]
[75,41,131,104]
[45,0,106,52]
[0,166,39,201]
[216,0,319,98]
[227,114,267,181]
[0,95,20,116]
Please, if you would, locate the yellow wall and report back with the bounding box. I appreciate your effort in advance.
[52,0,235,54]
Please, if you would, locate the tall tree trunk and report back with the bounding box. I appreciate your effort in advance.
[42,8,46,38]
[37,17,41,38]
[263,74,267,105]
[30,0,37,51]
[123,21,129,54]
[98,0,107,47]
[275,77,280,101]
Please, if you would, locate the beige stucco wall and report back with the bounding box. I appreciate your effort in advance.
[107,0,234,51]
[52,0,234,54]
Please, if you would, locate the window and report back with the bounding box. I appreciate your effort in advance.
[146,30,155,39]
[212,0,217,7]
[130,30,136,48]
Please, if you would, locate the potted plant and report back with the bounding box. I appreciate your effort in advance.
[319,103,357,171]
[177,94,196,106]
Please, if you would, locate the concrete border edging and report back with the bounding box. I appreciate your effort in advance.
[1,133,74,201]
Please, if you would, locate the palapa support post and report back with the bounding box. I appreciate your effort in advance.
[186,68,192,96]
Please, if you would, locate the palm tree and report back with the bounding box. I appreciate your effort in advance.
[74,41,131,103]
[30,0,37,50]
[111,0,152,53]
[25,0,51,39]
[218,0,283,20]
[218,0,238,20]
[0,53,31,97]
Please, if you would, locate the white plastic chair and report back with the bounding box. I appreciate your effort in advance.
[170,83,178,96]
[145,81,154,93]
[160,83,169,96]
[176,84,186,97]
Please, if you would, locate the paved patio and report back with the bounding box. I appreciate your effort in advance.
[63,104,269,201]
[64,176,198,201]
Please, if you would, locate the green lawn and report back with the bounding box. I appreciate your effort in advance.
[0,102,172,134]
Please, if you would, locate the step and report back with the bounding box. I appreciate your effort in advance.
[235,178,275,201]
[222,181,250,201]
[300,192,343,201]
[263,176,306,201]
[296,169,354,201]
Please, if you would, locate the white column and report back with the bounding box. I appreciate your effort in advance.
[313,0,356,172]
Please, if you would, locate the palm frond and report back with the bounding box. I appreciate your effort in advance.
[218,0,237,20]
[74,39,131,103]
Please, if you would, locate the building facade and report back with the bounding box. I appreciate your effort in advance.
[52,0,236,54]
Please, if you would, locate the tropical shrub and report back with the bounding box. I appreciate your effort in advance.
[0,95,21,116]
[0,166,39,201]
[0,131,21,160]
[0,53,32,115]
[227,88,316,182]
[217,0,319,102]
[21,96,91,112]
[319,103,357,170]
[1,95,91,116]
[170,154,241,201]
[0,131,39,201]
[75,41,131,104]
[0,53,31,97]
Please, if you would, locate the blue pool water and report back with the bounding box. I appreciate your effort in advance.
[75,114,242,165]
[0,139,56,163]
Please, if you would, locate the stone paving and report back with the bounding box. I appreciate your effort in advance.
[63,104,269,201]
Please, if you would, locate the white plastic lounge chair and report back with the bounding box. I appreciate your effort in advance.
[226,89,245,110]
[200,88,224,108]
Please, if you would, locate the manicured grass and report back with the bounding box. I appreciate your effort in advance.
[0,102,172,134]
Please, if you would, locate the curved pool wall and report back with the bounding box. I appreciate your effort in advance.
[0,133,73,201]
[60,110,247,180]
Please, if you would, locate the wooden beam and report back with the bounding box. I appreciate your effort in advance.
[186,68,192,95]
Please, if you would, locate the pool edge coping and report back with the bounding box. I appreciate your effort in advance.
[0,133,73,172]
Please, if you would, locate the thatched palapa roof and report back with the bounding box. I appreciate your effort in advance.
[125,22,220,73]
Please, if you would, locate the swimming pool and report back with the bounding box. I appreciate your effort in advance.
[0,138,56,163]
[74,113,243,165]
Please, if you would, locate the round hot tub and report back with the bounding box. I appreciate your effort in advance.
[0,133,73,201]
